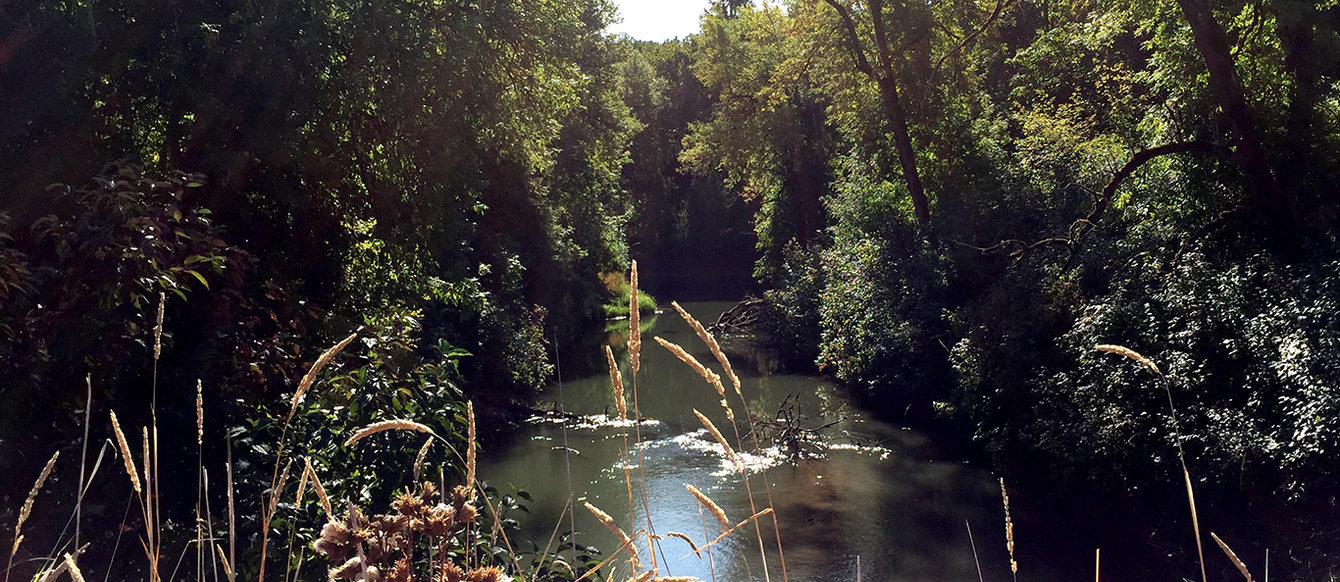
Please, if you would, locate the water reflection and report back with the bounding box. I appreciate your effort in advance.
[479,302,1023,581]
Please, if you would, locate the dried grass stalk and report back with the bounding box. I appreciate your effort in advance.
[63,553,86,582]
[110,411,141,496]
[412,438,433,483]
[343,419,436,447]
[267,459,292,521]
[625,572,654,582]
[671,301,740,397]
[605,345,627,421]
[665,532,700,556]
[1001,478,1017,580]
[654,577,701,582]
[1211,533,1254,581]
[10,450,58,558]
[287,331,358,422]
[295,458,309,507]
[694,508,775,554]
[584,502,640,570]
[692,410,740,471]
[196,380,204,446]
[153,292,165,360]
[304,458,334,521]
[684,485,730,532]
[629,261,641,375]
[1094,344,1161,375]
[466,401,476,490]
[1185,468,1207,582]
[215,544,235,582]
[656,337,733,422]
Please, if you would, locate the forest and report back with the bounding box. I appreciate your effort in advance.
[1,0,1339,580]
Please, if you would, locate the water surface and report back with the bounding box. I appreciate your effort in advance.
[480,302,1033,581]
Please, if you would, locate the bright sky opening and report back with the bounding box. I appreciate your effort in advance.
[607,0,716,41]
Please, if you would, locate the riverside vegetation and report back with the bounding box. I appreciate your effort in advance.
[4,0,1340,579]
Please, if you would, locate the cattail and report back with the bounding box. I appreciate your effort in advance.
[153,292,165,360]
[629,261,641,375]
[288,331,359,422]
[304,458,334,521]
[1211,533,1254,581]
[654,577,701,582]
[656,337,733,422]
[63,553,86,582]
[684,484,730,532]
[10,450,58,558]
[671,301,741,397]
[110,411,142,496]
[1001,478,1017,579]
[605,345,627,421]
[196,380,204,446]
[343,419,435,447]
[584,502,640,569]
[413,438,433,483]
[692,410,741,471]
[625,572,654,582]
[1094,344,1161,375]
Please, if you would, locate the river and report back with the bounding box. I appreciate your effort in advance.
[479,302,1061,581]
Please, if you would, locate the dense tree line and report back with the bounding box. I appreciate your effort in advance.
[671,0,1340,577]
[3,0,1340,577]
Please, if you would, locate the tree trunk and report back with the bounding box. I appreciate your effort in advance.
[868,0,932,233]
[822,0,933,234]
[1174,0,1283,202]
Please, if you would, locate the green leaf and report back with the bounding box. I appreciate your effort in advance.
[186,270,210,289]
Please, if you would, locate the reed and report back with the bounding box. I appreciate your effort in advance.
[109,412,141,497]
[1096,343,1206,582]
[653,337,732,422]
[62,553,86,582]
[1000,478,1017,582]
[288,332,358,422]
[343,419,436,447]
[584,502,640,570]
[966,520,984,582]
[666,303,787,582]
[683,485,730,533]
[669,302,740,397]
[691,410,741,471]
[1212,532,1256,582]
[6,450,59,582]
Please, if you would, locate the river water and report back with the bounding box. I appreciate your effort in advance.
[479,302,1042,581]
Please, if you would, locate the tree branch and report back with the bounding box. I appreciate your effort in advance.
[934,0,1017,70]
[822,0,875,78]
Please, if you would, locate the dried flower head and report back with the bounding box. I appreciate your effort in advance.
[315,521,356,562]
[465,566,503,582]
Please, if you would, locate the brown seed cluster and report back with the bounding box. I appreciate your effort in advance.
[316,481,489,582]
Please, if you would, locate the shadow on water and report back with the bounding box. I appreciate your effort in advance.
[480,302,1099,581]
